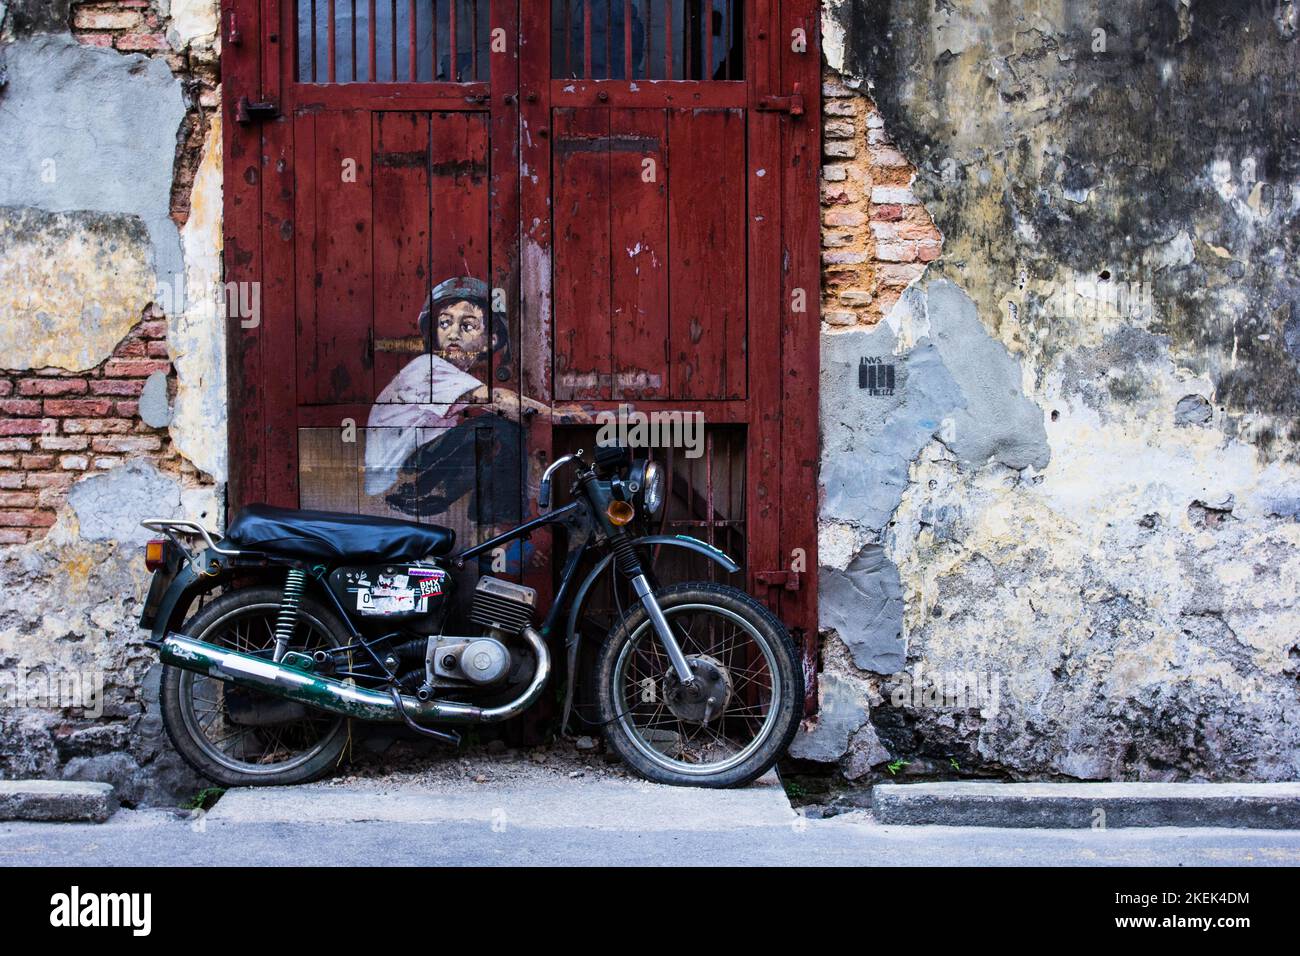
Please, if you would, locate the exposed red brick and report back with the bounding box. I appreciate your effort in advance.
[38,436,89,451]
[104,359,171,378]
[91,436,163,454]
[72,7,141,31]
[115,32,170,52]
[1,400,43,416]
[90,379,146,396]
[43,398,115,417]
[61,419,135,435]
[17,379,88,397]
[112,337,148,358]
[0,420,50,437]
[0,510,56,528]
[24,473,74,490]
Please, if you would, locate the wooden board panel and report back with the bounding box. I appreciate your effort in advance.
[306,109,374,404]
[293,110,320,410]
[224,0,263,510]
[609,107,669,399]
[428,111,491,392]
[552,107,612,400]
[779,0,823,709]
[668,107,746,400]
[298,426,360,512]
[261,106,300,507]
[371,110,432,400]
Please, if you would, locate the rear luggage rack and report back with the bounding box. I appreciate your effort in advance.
[141,518,242,557]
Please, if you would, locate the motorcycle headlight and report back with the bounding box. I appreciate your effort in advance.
[642,460,665,519]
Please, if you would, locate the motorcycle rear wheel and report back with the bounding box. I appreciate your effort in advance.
[159,586,352,787]
[595,582,803,788]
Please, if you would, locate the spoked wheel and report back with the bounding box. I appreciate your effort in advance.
[596,582,803,788]
[160,586,352,787]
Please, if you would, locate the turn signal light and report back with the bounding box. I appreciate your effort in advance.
[606,500,636,526]
[145,539,168,572]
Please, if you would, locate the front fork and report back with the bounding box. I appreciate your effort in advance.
[631,573,696,686]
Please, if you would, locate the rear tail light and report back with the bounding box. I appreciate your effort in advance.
[145,539,168,572]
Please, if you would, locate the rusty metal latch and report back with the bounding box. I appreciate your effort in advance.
[757,83,804,117]
[236,96,279,125]
[755,570,801,591]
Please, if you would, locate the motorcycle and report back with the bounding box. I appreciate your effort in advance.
[137,445,803,788]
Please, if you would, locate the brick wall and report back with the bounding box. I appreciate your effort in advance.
[0,314,196,544]
[821,73,943,327]
[71,0,173,57]
[0,3,221,548]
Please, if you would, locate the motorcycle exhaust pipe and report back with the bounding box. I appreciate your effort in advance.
[158,626,550,725]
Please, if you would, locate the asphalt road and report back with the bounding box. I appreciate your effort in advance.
[3,809,1299,866]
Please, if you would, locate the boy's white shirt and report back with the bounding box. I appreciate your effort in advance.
[363,355,483,495]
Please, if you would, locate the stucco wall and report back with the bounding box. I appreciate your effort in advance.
[1,0,1295,801]
[797,0,1300,783]
[0,0,223,803]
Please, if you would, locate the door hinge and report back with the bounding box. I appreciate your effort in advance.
[236,96,280,125]
[757,82,804,117]
[755,570,801,591]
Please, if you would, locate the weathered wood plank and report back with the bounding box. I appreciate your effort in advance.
[609,107,669,399]
[552,107,613,400]
[311,109,374,404]
[371,110,431,400]
[668,107,746,400]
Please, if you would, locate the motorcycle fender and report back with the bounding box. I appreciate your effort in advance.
[560,535,740,731]
[140,557,229,647]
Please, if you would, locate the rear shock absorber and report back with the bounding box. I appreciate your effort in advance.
[272,568,306,663]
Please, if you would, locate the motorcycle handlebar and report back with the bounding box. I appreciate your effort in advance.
[538,450,585,509]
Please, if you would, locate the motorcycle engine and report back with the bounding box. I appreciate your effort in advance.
[417,577,538,696]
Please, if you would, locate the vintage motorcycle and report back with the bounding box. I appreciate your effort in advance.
[138,445,802,788]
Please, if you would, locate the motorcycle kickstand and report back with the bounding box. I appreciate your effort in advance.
[388,686,462,746]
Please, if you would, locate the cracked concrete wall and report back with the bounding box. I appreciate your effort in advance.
[801,0,1300,783]
[0,0,223,804]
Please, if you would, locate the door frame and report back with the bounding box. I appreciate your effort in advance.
[222,0,821,708]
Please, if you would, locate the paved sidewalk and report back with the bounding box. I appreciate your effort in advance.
[4,808,1299,866]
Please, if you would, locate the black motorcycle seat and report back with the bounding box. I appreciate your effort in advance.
[224,504,456,564]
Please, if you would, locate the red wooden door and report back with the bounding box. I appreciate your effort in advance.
[224,0,820,702]
[519,0,821,702]
[226,0,522,556]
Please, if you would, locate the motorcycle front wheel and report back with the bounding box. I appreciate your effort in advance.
[595,582,803,788]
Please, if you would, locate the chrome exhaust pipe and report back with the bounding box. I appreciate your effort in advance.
[159,626,550,725]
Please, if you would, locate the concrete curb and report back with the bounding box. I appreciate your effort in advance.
[872,782,1300,829]
[206,770,794,830]
[0,780,117,823]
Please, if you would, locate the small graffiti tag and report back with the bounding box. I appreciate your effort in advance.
[859,357,896,396]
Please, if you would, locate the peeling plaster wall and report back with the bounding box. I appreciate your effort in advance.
[0,1,223,803]
[801,0,1300,782]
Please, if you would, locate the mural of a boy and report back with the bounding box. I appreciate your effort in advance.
[365,276,542,527]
